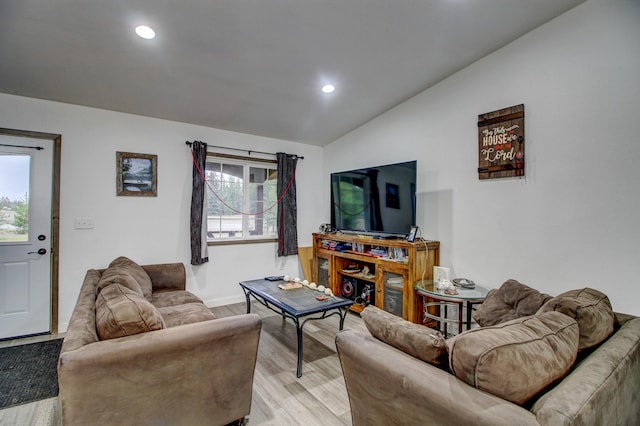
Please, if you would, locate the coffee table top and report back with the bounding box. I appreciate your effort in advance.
[414,280,489,302]
[239,278,353,317]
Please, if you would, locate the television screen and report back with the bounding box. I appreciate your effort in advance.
[331,160,416,237]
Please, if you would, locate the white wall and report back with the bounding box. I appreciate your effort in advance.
[324,0,640,315]
[0,93,324,331]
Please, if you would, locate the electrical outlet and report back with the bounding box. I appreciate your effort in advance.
[74,217,94,229]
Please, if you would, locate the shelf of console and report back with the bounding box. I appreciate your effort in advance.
[317,248,410,268]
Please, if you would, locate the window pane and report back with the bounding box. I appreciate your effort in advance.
[205,158,277,240]
[0,154,30,243]
[206,161,244,239]
[248,166,277,236]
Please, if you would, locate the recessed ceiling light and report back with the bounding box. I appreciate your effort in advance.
[135,25,156,40]
[321,84,335,94]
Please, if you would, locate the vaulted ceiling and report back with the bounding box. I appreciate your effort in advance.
[0,0,585,146]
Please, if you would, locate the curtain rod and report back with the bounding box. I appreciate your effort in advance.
[0,143,44,150]
[185,141,303,160]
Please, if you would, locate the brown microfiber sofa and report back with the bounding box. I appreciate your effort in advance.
[58,257,262,426]
[336,280,640,425]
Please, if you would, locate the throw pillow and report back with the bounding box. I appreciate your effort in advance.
[96,265,144,296]
[108,256,154,302]
[537,287,614,350]
[361,306,448,368]
[473,279,552,327]
[449,311,579,405]
[95,283,165,340]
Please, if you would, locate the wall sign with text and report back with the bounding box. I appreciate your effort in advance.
[477,104,525,180]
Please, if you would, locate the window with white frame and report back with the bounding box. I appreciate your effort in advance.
[205,155,278,241]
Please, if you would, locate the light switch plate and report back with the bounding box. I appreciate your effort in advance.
[74,217,94,229]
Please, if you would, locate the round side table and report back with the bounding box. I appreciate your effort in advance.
[414,280,489,337]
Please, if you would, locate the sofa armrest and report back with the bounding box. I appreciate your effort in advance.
[336,329,539,426]
[532,316,640,425]
[58,314,261,426]
[142,262,186,291]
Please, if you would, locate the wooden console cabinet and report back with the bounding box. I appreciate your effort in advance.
[312,233,439,323]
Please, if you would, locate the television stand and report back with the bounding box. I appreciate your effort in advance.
[312,233,440,323]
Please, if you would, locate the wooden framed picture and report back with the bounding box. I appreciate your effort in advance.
[116,151,157,196]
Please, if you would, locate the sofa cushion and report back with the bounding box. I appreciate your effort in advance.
[152,290,204,308]
[95,283,165,340]
[538,288,614,350]
[449,311,579,405]
[473,279,552,327]
[108,256,154,302]
[361,306,448,368]
[157,302,217,328]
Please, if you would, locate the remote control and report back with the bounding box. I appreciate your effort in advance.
[265,276,284,281]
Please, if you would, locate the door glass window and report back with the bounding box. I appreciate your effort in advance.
[0,153,30,243]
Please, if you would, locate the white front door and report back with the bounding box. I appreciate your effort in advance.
[0,135,53,339]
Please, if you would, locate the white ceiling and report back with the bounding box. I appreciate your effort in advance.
[0,0,585,146]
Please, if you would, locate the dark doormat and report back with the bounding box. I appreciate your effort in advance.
[0,339,63,409]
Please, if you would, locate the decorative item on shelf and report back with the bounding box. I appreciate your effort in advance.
[437,279,456,293]
[319,223,335,234]
[354,284,373,306]
[362,266,373,279]
[452,278,476,289]
[435,278,458,295]
[343,263,360,273]
[278,281,303,290]
[434,266,451,283]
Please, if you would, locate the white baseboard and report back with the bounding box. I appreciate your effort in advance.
[57,321,70,334]
[203,294,246,308]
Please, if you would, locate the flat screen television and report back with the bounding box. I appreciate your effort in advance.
[331,160,417,237]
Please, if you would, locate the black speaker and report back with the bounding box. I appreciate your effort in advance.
[341,277,356,298]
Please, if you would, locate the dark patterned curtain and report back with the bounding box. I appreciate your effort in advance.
[367,170,383,231]
[277,153,298,256]
[190,141,209,265]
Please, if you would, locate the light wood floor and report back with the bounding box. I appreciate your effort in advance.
[0,302,369,426]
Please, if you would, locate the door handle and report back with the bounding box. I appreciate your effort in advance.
[28,248,47,255]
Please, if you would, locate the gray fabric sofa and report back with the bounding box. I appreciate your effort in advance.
[336,286,640,425]
[58,258,262,426]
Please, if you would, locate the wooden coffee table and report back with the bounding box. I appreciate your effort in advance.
[239,278,354,377]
